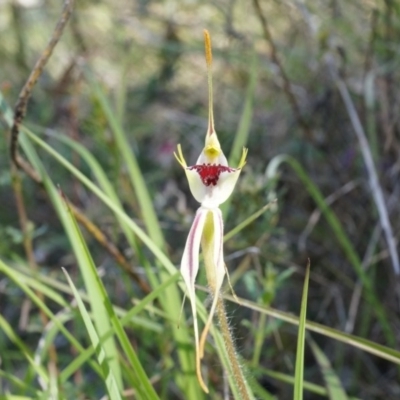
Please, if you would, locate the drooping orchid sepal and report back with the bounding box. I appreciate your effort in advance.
[179,207,209,392]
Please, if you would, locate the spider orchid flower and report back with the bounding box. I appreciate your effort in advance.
[174,30,247,393]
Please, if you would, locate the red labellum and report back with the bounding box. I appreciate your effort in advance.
[189,164,234,186]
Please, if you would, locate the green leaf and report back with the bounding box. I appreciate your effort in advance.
[59,195,160,399]
[293,260,310,400]
[223,201,276,242]
[85,70,165,249]
[0,258,103,380]
[221,51,257,218]
[45,129,158,289]
[62,268,123,400]
[308,337,349,400]
[0,370,40,397]
[223,293,400,366]
[0,313,48,388]
[59,272,179,384]
[251,366,360,400]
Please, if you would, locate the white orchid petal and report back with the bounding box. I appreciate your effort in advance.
[200,168,242,208]
[180,207,209,392]
[181,208,208,300]
[184,168,208,204]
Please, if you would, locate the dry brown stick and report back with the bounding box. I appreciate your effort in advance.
[252,0,312,139]
[68,200,151,294]
[9,0,74,182]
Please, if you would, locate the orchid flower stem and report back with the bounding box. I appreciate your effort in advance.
[216,295,251,400]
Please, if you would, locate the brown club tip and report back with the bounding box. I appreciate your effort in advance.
[203,29,212,68]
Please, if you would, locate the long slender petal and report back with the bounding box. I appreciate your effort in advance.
[200,208,226,358]
[180,207,209,392]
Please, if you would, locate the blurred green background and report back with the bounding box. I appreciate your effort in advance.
[1,0,400,399]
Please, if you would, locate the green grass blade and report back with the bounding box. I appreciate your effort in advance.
[243,370,276,400]
[34,311,73,371]
[45,130,158,288]
[85,70,165,248]
[62,268,122,400]
[2,264,70,309]
[221,51,257,218]
[20,127,175,278]
[228,51,257,167]
[293,260,310,400]
[224,293,400,366]
[59,194,160,399]
[0,259,103,379]
[252,366,360,400]
[16,131,123,390]
[12,263,162,331]
[59,272,179,384]
[261,366,326,397]
[53,191,123,389]
[0,313,48,387]
[224,201,276,242]
[308,337,349,400]
[47,130,139,249]
[265,154,394,347]
[0,370,41,397]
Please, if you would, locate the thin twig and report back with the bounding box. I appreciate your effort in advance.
[252,0,312,139]
[328,64,400,276]
[9,0,74,181]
